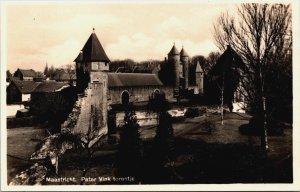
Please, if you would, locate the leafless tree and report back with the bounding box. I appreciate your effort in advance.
[213,3,292,150]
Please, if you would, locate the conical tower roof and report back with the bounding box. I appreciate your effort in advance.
[196,60,203,72]
[180,47,189,57]
[168,44,179,56]
[74,51,83,62]
[75,30,110,62]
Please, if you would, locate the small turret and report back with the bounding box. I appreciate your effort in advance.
[180,47,189,89]
[195,59,204,95]
[168,43,180,88]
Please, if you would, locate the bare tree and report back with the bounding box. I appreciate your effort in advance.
[213,3,292,150]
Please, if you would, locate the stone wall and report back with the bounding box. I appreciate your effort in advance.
[108,85,163,104]
[115,110,158,127]
[73,83,107,136]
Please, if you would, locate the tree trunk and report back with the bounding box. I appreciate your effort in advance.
[260,96,268,150]
[221,86,224,125]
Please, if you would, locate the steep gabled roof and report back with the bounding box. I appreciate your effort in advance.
[108,73,163,88]
[11,80,41,94]
[168,44,179,56]
[15,69,37,78]
[76,32,110,62]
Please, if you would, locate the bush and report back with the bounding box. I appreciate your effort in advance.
[153,112,175,166]
[184,107,200,118]
[239,116,284,136]
[201,119,216,134]
[115,110,142,180]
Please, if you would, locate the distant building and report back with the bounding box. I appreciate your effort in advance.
[6,79,69,105]
[13,69,37,81]
[6,80,41,104]
[159,44,204,96]
[52,71,76,86]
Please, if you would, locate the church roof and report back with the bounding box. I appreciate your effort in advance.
[76,31,110,62]
[108,73,163,88]
[180,47,189,57]
[168,44,179,56]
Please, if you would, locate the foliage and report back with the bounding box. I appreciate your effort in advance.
[109,59,162,73]
[147,91,170,113]
[30,87,78,133]
[153,112,175,166]
[213,3,292,149]
[43,63,49,77]
[115,110,142,179]
[6,70,12,82]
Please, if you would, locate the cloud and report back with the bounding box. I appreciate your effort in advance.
[6,3,238,71]
[45,39,82,68]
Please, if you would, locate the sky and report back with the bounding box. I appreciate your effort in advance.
[5,3,238,72]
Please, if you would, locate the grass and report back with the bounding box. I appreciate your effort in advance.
[7,111,292,185]
[7,127,47,183]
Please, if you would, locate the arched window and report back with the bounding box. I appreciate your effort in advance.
[121,90,130,105]
[154,89,160,94]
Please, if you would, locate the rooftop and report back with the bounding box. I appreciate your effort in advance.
[11,80,41,94]
[108,73,163,88]
[75,30,110,63]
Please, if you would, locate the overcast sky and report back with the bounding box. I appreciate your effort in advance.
[6,3,238,72]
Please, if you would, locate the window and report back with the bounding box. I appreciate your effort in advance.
[121,90,130,105]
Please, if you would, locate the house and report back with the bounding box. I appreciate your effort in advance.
[6,80,41,104]
[13,69,37,81]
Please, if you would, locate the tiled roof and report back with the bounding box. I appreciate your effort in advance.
[34,82,70,93]
[11,80,41,94]
[108,73,163,88]
[76,32,110,62]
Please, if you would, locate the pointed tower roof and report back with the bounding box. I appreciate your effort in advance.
[196,60,203,73]
[75,29,110,62]
[168,44,179,56]
[74,51,83,62]
[180,47,189,57]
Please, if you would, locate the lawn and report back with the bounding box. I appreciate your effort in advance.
[44,111,292,184]
[7,127,47,183]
